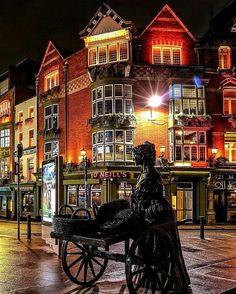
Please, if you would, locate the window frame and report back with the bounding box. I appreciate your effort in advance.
[152,46,182,65]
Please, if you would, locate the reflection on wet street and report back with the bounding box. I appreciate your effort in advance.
[0,221,236,293]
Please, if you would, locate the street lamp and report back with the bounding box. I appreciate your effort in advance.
[80,148,88,209]
[159,145,166,157]
[209,146,218,167]
[211,146,218,157]
[148,95,167,125]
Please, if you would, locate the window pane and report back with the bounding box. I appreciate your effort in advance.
[89,48,97,65]
[97,87,103,99]
[172,49,181,65]
[92,133,96,144]
[199,146,206,161]
[124,85,132,98]
[52,141,59,156]
[199,132,205,144]
[97,101,103,115]
[174,99,181,114]
[104,85,113,97]
[183,86,196,98]
[115,99,123,113]
[176,146,182,160]
[126,130,133,143]
[45,142,51,153]
[109,44,117,62]
[114,84,123,97]
[183,99,189,114]
[184,146,190,160]
[173,85,181,98]
[105,131,113,142]
[92,146,97,162]
[97,146,104,161]
[191,146,197,161]
[104,100,112,114]
[125,100,133,114]
[184,131,197,144]
[189,100,197,114]
[115,130,124,142]
[97,132,104,143]
[93,103,96,116]
[198,100,205,115]
[116,144,124,160]
[224,100,229,114]
[163,48,171,64]
[175,131,182,144]
[126,145,133,160]
[119,43,128,60]
[105,145,114,160]
[232,100,236,114]
[98,46,107,64]
[92,89,96,101]
[153,47,161,64]
[45,106,52,116]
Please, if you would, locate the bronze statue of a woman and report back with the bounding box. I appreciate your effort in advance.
[131,141,191,292]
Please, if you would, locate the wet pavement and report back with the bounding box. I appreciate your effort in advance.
[0,220,236,294]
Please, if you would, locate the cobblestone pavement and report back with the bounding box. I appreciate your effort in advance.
[0,220,236,294]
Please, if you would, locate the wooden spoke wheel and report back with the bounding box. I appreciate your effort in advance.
[62,240,108,286]
[126,229,174,294]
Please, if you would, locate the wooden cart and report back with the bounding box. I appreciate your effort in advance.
[51,205,191,294]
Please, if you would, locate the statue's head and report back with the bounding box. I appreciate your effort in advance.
[132,141,156,167]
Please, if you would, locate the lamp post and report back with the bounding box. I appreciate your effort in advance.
[16,143,23,240]
[81,148,88,209]
[148,95,167,125]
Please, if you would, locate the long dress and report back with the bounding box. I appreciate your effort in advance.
[131,165,191,292]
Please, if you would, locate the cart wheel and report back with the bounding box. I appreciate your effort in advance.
[62,240,108,286]
[126,229,174,294]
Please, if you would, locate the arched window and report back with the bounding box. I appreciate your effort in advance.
[218,46,231,69]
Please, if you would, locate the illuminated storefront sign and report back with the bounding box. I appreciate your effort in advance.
[92,171,129,179]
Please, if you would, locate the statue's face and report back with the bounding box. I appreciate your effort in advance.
[133,152,143,165]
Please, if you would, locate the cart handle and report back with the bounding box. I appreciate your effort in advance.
[59,204,74,215]
[93,203,99,218]
[72,208,91,219]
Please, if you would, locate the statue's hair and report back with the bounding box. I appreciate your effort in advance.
[132,141,156,166]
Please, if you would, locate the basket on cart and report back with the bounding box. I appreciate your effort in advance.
[53,204,98,237]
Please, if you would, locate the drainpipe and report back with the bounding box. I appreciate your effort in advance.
[63,62,68,163]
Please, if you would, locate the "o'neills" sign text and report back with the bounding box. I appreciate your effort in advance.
[93,171,129,179]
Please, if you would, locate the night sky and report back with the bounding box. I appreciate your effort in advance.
[0,0,232,74]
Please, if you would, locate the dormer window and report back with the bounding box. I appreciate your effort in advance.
[218,46,231,69]
[45,70,59,91]
[153,46,182,65]
[88,41,129,66]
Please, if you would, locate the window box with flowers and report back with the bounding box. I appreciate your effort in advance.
[89,114,137,129]
[175,113,211,127]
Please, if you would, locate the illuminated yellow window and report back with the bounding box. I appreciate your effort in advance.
[45,70,59,91]
[219,46,231,69]
[28,107,34,118]
[152,46,182,65]
[19,132,23,144]
[108,44,117,62]
[223,87,236,115]
[18,111,23,122]
[88,48,97,66]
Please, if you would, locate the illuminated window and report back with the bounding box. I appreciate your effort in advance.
[27,158,34,181]
[223,87,236,115]
[88,48,97,66]
[98,46,107,64]
[170,84,206,116]
[225,143,236,162]
[218,46,231,69]
[153,46,182,65]
[45,70,59,91]
[44,141,59,160]
[0,100,10,117]
[0,158,9,178]
[88,41,129,66]
[92,130,134,163]
[28,107,34,118]
[18,111,23,122]
[171,130,206,161]
[29,129,34,147]
[0,129,10,147]
[19,132,23,144]
[109,44,117,62]
[119,42,128,61]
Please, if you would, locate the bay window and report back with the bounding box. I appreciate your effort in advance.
[92,129,134,163]
[171,130,206,162]
[92,83,133,117]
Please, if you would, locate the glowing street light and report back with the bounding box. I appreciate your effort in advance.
[148,95,162,108]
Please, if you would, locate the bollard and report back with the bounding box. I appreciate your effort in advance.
[27,214,31,240]
[199,216,205,240]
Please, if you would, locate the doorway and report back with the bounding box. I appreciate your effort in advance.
[214,191,227,222]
